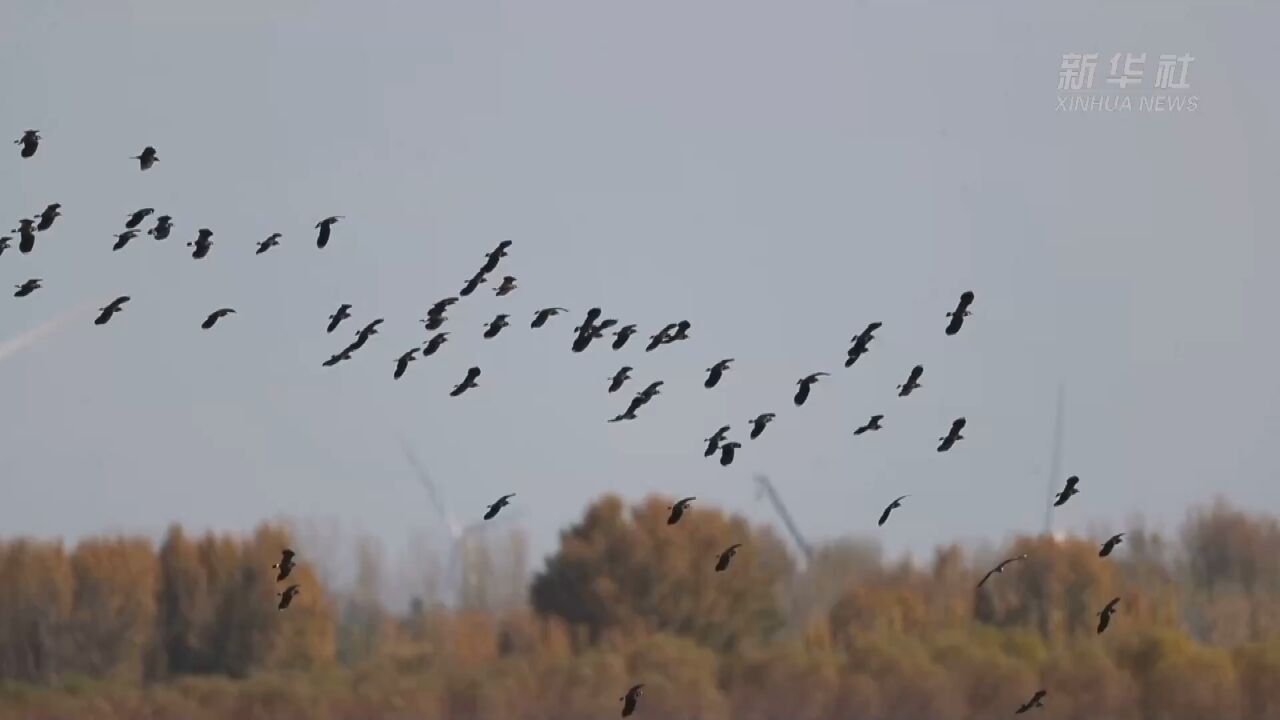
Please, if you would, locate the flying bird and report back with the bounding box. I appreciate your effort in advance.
[1096,597,1121,634]
[188,229,213,259]
[607,366,632,393]
[393,349,418,379]
[704,425,731,457]
[422,332,449,357]
[201,308,236,329]
[277,584,301,610]
[1099,533,1125,558]
[327,304,352,333]
[854,415,884,435]
[494,275,518,296]
[13,219,36,253]
[748,413,775,440]
[354,319,384,345]
[794,372,830,406]
[256,233,282,255]
[620,684,644,718]
[426,297,458,319]
[322,348,353,367]
[1015,690,1046,714]
[460,270,487,297]
[484,493,515,520]
[483,314,510,339]
[125,208,154,229]
[638,380,664,401]
[94,296,130,325]
[945,290,975,335]
[845,321,882,367]
[15,130,40,158]
[718,441,742,467]
[612,324,637,350]
[667,320,691,343]
[645,323,678,351]
[148,215,173,240]
[13,278,41,298]
[715,543,742,571]
[878,495,909,527]
[272,549,296,582]
[937,417,966,452]
[480,240,512,274]
[112,230,140,251]
[667,497,696,525]
[897,365,924,396]
[34,203,61,231]
[0,236,10,256]
[314,216,343,249]
[977,553,1028,588]
[704,359,733,389]
[1053,475,1080,507]
[532,307,567,328]
[132,145,159,170]
[450,366,481,396]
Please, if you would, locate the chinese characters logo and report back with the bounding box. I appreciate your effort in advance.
[1057,53,1198,112]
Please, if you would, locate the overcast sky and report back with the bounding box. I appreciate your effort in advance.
[2,1,1277,572]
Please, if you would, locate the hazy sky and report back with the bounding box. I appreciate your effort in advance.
[2,1,1277,571]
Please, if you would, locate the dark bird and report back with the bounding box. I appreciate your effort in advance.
[494,275,517,296]
[897,364,924,396]
[201,308,236,330]
[667,497,696,525]
[638,380,664,401]
[945,290,975,335]
[1099,533,1125,558]
[715,543,742,571]
[426,297,458,319]
[15,130,39,158]
[645,323,678,351]
[794,372,830,406]
[322,348,353,367]
[132,145,159,170]
[327,304,352,333]
[620,684,644,718]
[1096,597,1121,634]
[460,270,487,297]
[704,358,733,389]
[718,441,742,467]
[393,349,418,379]
[704,425,731,457]
[277,584,301,610]
[532,307,567,328]
[94,296,130,325]
[483,313,510,339]
[451,366,481,396]
[14,278,41,297]
[845,321,882,367]
[148,215,173,240]
[484,493,515,520]
[854,414,884,435]
[188,228,213,259]
[667,320,691,343]
[422,314,447,331]
[125,208,154,229]
[607,366,632,393]
[575,307,603,335]
[35,203,62,231]
[256,233,282,255]
[609,407,639,423]
[314,216,343,248]
[112,230,140,251]
[351,319,384,349]
[612,324,637,350]
[977,553,1028,588]
[0,236,10,256]
[937,417,966,452]
[14,219,36,253]
[1053,475,1080,507]
[748,413,775,440]
[1015,690,1046,714]
[878,495,909,526]
[272,549,296,582]
[422,332,449,357]
[480,240,512,274]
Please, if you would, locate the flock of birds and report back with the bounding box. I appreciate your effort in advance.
[9,129,1120,716]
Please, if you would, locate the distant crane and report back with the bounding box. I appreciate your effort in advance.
[753,474,814,564]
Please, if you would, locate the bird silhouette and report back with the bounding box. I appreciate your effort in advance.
[494,275,518,296]
[148,215,173,240]
[277,584,301,610]
[1053,475,1080,507]
[94,296,130,325]
[451,367,481,397]
[352,319,384,348]
[645,322,678,351]
[715,543,742,571]
[484,493,515,520]
[132,145,159,170]
[844,322,882,367]
[620,684,644,718]
[272,549,296,582]
[667,320,691,343]
[532,307,568,328]
[748,413,775,440]
[322,348,353,367]
[460,270,487,297]
[704,359,733,389]
[34,203,61,232]
[897,364,924,396]
[314,216,343,248]
[854,414,884,435]
[483,314,510,339]
[937,417,966,452]
[15,130,40,158]
[667,497,696,525]
[1096,597,1121,634]
[187,229,214,259]
[480,240,512,274]
[718,441,742,467]
[794,372,829,406]
[327,304,353,333]
[256,233,282,255]
[607,366,632,393]
[112,230,140,251]
[125,208,154,229]
[946,290,975,335]
[1099,533,1125,557]
[13,219,36,253]
[612,324,637,350]
[878,495,909,526]
[201,308,236,330]
[422,332,449,357]
[977,553,1028,588]
[13,278,41,298]
[704,425,731,457]
[0,236,10,256]
[1015,690,1046,714]
[393,349,418,379]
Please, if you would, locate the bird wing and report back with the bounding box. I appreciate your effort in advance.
[977,568,997,588]
[878,506,892,526]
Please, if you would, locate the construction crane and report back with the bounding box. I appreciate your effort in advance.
[753,474,814,564]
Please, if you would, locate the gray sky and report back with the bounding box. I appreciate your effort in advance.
[2,1,1278,569]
